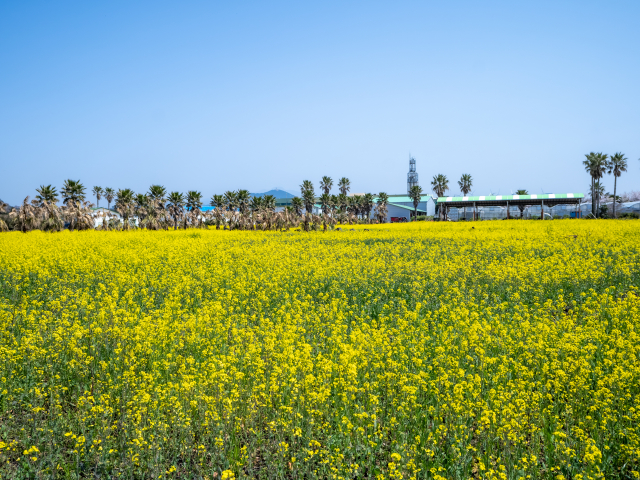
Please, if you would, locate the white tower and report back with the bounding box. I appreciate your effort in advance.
[407,157,419,193]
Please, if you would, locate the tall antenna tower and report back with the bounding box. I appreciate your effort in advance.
[407,156,419,193]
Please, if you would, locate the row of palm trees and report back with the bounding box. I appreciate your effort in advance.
[0,180,97,232]
[0,177,395,233]
[583,152,630,218]
[17,163,604,231]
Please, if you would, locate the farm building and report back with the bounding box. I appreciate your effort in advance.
[437,193,585,220]
[381,194,436,221]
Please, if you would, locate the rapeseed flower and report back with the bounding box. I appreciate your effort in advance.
[0,221,638,478]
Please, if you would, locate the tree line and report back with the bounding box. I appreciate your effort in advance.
[0,177,397,233]
[583,152,630,218]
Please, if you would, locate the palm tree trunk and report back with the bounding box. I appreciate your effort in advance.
[613,176,617,218]
[591,177,596,217]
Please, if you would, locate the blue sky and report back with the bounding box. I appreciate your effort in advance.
[1,1,639,204]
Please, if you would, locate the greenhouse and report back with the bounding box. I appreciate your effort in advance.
[437,193,585,220]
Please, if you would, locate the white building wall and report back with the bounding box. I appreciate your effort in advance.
[386,205,411,222]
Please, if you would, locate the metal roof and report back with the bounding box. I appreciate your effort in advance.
[381,195,435,203]
[437,193,584,206]
[388,202,427,213]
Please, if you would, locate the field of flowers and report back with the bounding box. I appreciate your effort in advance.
[1,221,639,479]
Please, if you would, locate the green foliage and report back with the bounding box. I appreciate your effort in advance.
[61,179,86,205]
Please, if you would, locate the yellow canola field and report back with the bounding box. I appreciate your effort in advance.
[0,221,639,480]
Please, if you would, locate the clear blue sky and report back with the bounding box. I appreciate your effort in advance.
[1,1,639,205]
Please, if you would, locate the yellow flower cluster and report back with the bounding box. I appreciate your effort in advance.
[0,220,639,479]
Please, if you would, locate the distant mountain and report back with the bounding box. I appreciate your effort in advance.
[251,189,296,199]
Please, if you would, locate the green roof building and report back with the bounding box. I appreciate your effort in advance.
[437,193,585,220]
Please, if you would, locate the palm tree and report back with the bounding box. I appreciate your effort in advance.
[515,189,528,218]
[35,185,59,206]
[362,193,375,223]
[608,152,627,218]
[92,186,103,208]
[236,190,251,217]
[250,195,264,213]
[336,193,348,215]
[167,192,185,230]
[346,196,358,222]
[224,191,238,211]
[318,193,332,230]
[115,188,135,229]
[330,194,339,214]
[134,193,149,227]
[210,194,225,229]
[431,174,449,197]
[300,180,315,214]
[186,191,203,210]
[458,174,472,196]
[350,195,360,220]
[262,195,276,211]
[594,155,610,216]
[408,185,423,221]
[583,153,596,215]
[583,152,609,217]
[135,193,148,208]
[291,197,303,217]
[210,194,225,209]
[376,192,389,223]
[319,193,332,215]
[148,185,167,203]
[338,177,350,196]
[593,182,606,217]
[320,176,333,195]
[300,180,316,231]
[186,191,203,228]
[147,185,167,221]
[458,174,472,221]
[104,188,115,210]
[431,174,449,220]
[61,179,86,206]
